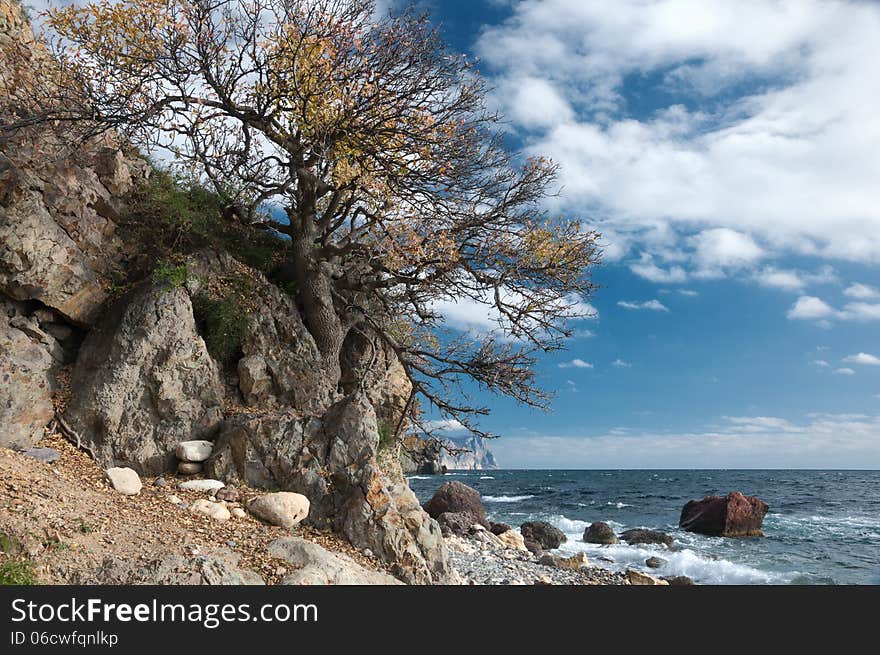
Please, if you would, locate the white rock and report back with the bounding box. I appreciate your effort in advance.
[168,495,182,505]
[179,479,225,492]
[175,440,214,462]
[191,499,231,521]
[105,467,142,495]
[248,492,310,528]
[626,569,669,586]
[231,507,246,519]
[496,529,529,552]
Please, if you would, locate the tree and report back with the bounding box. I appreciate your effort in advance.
[14,0,601,438]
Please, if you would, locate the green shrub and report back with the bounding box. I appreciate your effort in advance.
[377,419,396,449]
[125,169,288,275]
[192,293,251,368]
[152,260,190,288]
[0,559,37,585]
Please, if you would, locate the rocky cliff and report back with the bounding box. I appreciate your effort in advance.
[400,434,499,473]
[0,0,449,584]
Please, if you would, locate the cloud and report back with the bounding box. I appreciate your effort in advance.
[611,359,632,368]
[753,265,837,292]
[834,368,856,376]
[558,358,593,369]
[678,289,699,297]
[844,283,880,300]
[787,295,880,323]
[617,299,669,312]
[787,296,837,320]
[476,0,880,279]
[843,353,880,366]
[812,359,829,367]
[629,254,688,283]
[492,412,880,468]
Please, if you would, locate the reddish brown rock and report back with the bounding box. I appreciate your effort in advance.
[679,491,769,537]
[422,481,489,530]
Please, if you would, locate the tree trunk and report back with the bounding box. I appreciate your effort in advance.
[289,231,345,382]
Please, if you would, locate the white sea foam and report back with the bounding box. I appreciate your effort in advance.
[483,495,535,503]
[606,501,633,508]
[406,476,431,480]
[479,476,495,480]
[554,539,795,585]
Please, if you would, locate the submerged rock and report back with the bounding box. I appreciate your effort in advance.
[619,528,674,548]
[645,556,667,569]
[679,492,769,537]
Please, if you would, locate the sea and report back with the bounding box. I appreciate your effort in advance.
[407,469,880,585]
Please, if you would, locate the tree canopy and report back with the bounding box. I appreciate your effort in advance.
[15,0,601,439]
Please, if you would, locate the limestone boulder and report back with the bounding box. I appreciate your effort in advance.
[64,284,224,475]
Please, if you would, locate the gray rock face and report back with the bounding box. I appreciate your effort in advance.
[439,435,498,470]
[268,537,403,585]
[64,284,224,475]
[186,251,338,415]
[205,393,451,584]
[0,301,57,449]
[79,550,263,585]
[0,135,148,326]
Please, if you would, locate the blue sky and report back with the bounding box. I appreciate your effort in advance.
[400,0,880,468]
[29,0,880,468]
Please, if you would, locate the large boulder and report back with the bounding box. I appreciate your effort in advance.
[422,481,489,530]
[679,492,769,537]
[619,529,674,548]
[205,393,450,584]
[520,521,567,550]
[0,301,57,449]
[247,492,309,529]
[64,284,225,475]
[584,521,619,545]
[268,537,403,585]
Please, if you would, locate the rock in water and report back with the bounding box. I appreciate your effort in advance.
[268,537,403,585]
[64,284,224,475]
[422,481,489,530]
[619,528,674,548]
[645,556,667,569]
[176,440,213,463]
[584,521,619,544]
[105,467,142,495]
[663,575,696,586]
[205,393,451,584]
[626,569,669,586]
[191,499,231,522]
[679,491,769,537]
[489,521,512,535]
[520,521,567,549]
[179,479,225,493]
[248,492,310,529]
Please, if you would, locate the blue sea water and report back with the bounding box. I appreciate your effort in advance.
[407,470,880,585]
